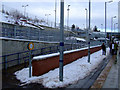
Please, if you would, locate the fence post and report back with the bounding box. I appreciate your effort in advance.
[28,28,31,40]
[19,29,21,39]
[18,53,20,65]
[41,48,43,55]
[24,59,27,67]
[14,25,16,38]
[29,50,32,77]
[56,46,59,52]
[49,47,52,53]
[71,44,73,50]
[39,30,40,41]
[4,56,7,70]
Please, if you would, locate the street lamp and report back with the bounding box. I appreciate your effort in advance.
[88,0,91,63]
[101,24,103,31]
[114,23,118,38]
[83,24,85,30]
[45,14,51,26]
[54,0,57,28]
[67,5,70,31]
[111,16,116,40]
[114,23,118,32]
[59,0,64,82]
[85,8,88,30]
[85,8,88,44]
[111,16,117,32]
[105,0,113,46]
[22,4,29,18]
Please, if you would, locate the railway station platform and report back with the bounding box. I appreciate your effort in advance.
[1,46,120,89]
[91,46,120,89]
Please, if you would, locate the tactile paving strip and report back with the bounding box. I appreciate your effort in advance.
[90,56,115,88]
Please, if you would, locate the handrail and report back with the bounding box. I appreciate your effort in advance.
[1,44,82,69]
[0,45,58,57]
[0,41,102,70]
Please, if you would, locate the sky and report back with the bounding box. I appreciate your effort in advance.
[1,0,119,32]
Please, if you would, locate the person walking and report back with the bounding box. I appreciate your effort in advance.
[109,42,112,54]
[112,42,115,55]
[114,42,118,55]
[101,43,106,55]
[114,42,118,64]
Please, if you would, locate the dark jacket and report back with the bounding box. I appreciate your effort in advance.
[102,44,106,51]
[114,43,118,51]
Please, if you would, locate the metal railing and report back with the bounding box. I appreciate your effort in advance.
[1,22,83,43]
[0,23,103,70]
[0,44,85,69]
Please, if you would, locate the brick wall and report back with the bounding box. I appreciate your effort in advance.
[32,46,101,76]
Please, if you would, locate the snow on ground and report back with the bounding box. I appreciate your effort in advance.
[66,37,86,42]
[1,11,46,29]
[15,48,110,88]
[76,37,86,42]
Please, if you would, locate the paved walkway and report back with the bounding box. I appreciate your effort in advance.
[67,54,112,88]
[103,46,120,89]
[91,46,120,89]
[2,46,120,89]
[0,70,2,90]
[102,59,118,88]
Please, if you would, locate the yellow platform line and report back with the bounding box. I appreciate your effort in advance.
[90,55,116,88]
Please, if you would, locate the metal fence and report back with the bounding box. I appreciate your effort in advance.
[0,22,103,69]
[1,22,83,43]
[1,24,103,45]
[1,43,86,69]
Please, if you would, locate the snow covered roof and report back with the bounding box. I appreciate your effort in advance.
[1,11,45,29]
[21,19,44,30]
[66,37,86,42]
[76,37,86,41]
[97,38,109,40]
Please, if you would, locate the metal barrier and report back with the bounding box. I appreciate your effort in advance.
[2,26,40,40]
[0,44,83,69]
[0,23,103,69]
[1,22,82,43]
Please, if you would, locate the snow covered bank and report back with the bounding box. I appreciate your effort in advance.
[15,48,110,88]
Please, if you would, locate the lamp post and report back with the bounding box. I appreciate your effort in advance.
[67,5,70,31]
[114,23,118,32]
[111,16,116,41]
[105,0,113,46]
[2,4,4,13]
[85,8,88,30]
[55,0,57,28]
[45,14,51,26]
[59,0,64,82]
[101,24,103,31]
[114,23,118,38]
[85,8,88,43]
[88,0,91,63]
[83,24,85,30]
[22,4,29,17]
